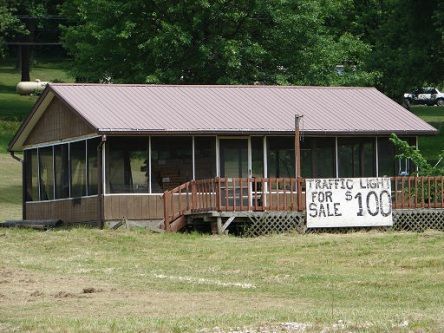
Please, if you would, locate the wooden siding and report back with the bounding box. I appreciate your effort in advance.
[24,98,95,146]
[104,195,163,220]
[26,196,99,224]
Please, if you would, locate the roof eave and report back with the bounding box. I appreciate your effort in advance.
[8,85,99,152]
[8,86,53,152]
[96,128,438,137]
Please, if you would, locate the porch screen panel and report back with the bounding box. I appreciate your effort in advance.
[267,137,294,178]
[39,146,54,200]
[106,137,149,193]
[87,138,99,195]
[301,139,313,178]
[379,136,416,176]
[338,138,375,177]
[151,137,192,192]
[71,141,87,197]
[195,137,216,179]
[301,138,335,178]
[251,137,264,178]
[314,138,335,178]
[54,144,69,199]
[25,149,38,201]
[398,137,417,175]
[378,138,395,176]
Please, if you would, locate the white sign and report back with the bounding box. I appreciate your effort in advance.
[305,178,393,228]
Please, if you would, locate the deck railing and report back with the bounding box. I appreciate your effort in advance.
[163,176,444,231]
[391,176,444,209]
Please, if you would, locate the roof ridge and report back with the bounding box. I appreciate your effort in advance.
[49,83,377,90]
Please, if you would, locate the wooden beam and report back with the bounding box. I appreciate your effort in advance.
[169,215,187,232]
[221,216,235,234]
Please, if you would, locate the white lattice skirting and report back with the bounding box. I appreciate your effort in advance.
[244,209,444,236]
[392,209,444,232]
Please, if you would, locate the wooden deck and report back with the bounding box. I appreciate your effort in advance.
[163,176,444,232]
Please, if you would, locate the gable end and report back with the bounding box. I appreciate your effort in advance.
[24,97,96,147]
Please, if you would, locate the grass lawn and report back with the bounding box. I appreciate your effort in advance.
[410,106,444,162]
[0,153,22,221]
[0,229,443,332]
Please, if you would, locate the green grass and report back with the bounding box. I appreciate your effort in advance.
[0,153,22,221]
[0,229,443,332]
[410,106,444,162]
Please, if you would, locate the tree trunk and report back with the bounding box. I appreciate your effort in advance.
[20,45,31,81]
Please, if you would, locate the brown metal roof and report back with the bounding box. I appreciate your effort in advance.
[48,84,436,136]
[9,84,438,151]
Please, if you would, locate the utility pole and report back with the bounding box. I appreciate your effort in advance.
[294,114,303,179]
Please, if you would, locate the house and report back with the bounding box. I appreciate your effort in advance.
[8,84,437,228]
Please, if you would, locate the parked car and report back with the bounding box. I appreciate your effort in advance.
[403,87,444,108]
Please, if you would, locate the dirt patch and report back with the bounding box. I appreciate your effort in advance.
[0,268,13,278]
[30,290,44,297]
[53,291,77,298]
[82,287,103,294]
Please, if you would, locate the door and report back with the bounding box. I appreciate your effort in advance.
[219,139,250,209]
[220,139,249,178]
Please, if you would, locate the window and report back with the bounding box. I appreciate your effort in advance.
[70,141,86,197]
[338,138,375,177]
[267,137,294,178]
[194,137,216,179]
[151,137,192,192]
[54,144,69,199]
[106,137,149,193]
[39,146,54,200]
[25,149,39,201]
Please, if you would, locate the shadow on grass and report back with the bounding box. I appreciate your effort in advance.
[0,122,20,152]
[0,83,17,94]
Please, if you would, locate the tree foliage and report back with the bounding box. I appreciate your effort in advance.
[0,0,25,57]
[60,0,378,85]
[0,0,429,99]
[390,134,444,176]
[363,0,444,99]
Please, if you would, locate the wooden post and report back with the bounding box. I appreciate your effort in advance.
[216,216,222,235]
[216,177,221,211]
[191,180,197,210]
[163,192,170,231]
[295,114,303,210]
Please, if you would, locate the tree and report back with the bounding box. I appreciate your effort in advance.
[1,0,64,81]
[60,0,378,85]
[0,0,25,58]
[354,0,443,99]
[390,134,444,176]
